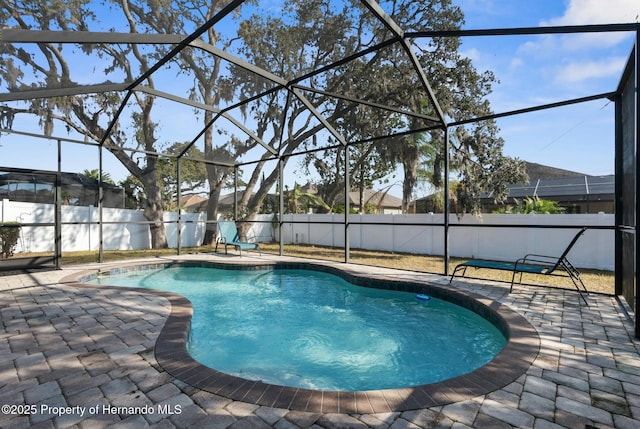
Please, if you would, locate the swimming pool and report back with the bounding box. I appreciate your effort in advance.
[71,260,539,412]
[89,265,506,391]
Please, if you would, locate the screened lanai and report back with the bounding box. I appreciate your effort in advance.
[0,2,638,334]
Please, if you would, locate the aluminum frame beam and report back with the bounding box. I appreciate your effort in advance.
[0,28,287,88]
[0,82,129,102]
[360,0,447,126]
[136,85,276,155]
[407,23,640,38]
[293,84,441,126]
[449,92,618,127]
[291,87,348,146]
[0,82,276,158]
[0,28,183,44]
[0,27,348,155]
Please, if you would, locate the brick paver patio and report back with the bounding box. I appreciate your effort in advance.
[1,254,639,428]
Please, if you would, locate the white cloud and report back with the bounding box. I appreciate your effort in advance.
[508,0,637,85]
[509,57,524,70]
[541,0,639,49]
[554,57,628,84]
[541,0,639,26]
[460,47,481,62]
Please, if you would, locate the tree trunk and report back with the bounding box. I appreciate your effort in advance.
[203,185,222,245]
[402,156,418,214]
[358,175,365,214]
[141,175,168,249]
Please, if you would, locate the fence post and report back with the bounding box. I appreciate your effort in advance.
[88,205,93,251]
[392,214,396,253]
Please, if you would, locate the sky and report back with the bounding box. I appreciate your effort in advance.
[1,0,639,197]
[451,0,638,178]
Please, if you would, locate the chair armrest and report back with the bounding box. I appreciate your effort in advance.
[519,254,557,266]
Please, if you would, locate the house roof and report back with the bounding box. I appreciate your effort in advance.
[184,188,404,212]
[0,171,122,190]
[524,162,587,181]
[181,194,208,211]
[504,175,614,200]
[182,191,279,213]
[472,161,614,201]
[412,162,614,205]
[335,189,403,208]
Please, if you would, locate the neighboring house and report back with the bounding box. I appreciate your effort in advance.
[481,162,614,214]
[181,194,208,213]
[181,193,239,214]
[409,162,615,214]
[0,171,125,208]
[183,187,403,215]
[182,191,278,215]
[482,175,614,213]
[334,189,403,214]
[408,194,444,214]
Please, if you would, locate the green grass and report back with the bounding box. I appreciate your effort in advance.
[257,243,614,295]
[53,242,615,295]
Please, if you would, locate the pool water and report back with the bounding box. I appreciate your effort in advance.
[91,266,506,391]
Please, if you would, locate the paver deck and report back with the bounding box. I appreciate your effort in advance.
[1,253,639,428]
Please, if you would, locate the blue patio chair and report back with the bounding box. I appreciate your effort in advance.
[215,221,261,256]
[449,227,588,304]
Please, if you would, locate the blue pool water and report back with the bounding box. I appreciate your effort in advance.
[91,266,506,391]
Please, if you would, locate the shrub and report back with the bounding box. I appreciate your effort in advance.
[493,196,566,214]
[0,222,21,258]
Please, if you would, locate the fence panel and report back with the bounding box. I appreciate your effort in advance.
[2,200,614,270]
[282,212,614,270]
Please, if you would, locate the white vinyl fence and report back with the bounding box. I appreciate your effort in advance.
[277,213,614,270]
[1,200,614,270]
[1,200,206,252]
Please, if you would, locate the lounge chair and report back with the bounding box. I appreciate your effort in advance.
[215,221,261,256]
[449,227,588,304]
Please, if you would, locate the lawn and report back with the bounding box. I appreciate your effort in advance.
[55,242,615,295]
[257,243,615,295]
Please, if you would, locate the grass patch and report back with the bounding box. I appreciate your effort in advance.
[258,243,615,295]
[4,242,613,294]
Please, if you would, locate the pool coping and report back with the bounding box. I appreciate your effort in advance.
[62,259,541,413]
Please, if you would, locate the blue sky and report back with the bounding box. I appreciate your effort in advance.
[450,0,639,178]
[1,0,638,194]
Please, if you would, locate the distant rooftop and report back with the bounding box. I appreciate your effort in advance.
[524,162,588,181]
[505,175,614,199]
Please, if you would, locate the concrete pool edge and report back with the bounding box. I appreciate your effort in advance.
[62,259,541,413]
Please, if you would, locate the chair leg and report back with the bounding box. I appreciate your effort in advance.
[510,269,526,294]
[449,265,466,284]
[568,274,589,305]
[561,261,589,305]
[510,270,518,293]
